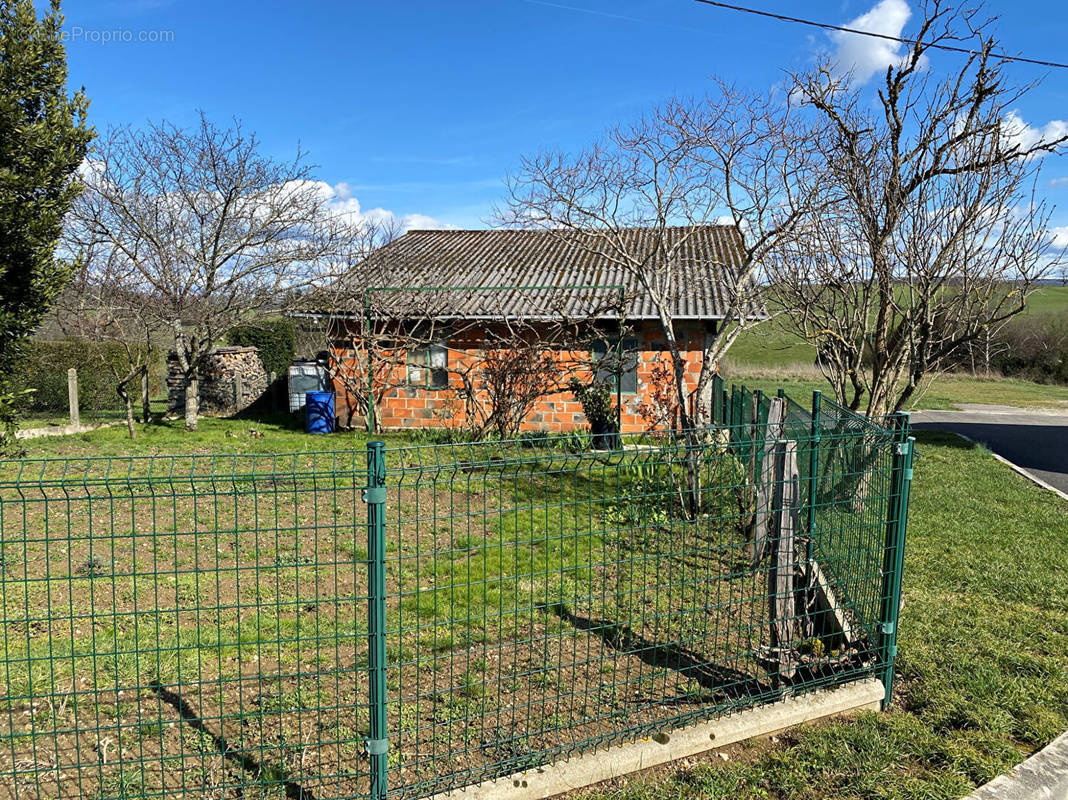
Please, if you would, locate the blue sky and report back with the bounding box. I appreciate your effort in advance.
[60,0,1068,235]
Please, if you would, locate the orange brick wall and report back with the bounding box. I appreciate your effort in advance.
[331,320,715,433]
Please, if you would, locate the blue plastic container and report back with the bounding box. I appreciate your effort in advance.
[305,391,336,434]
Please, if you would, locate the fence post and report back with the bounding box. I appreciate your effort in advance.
[141,366,151,423]
[67,368,80,427]
[364,441,388,800]
[711,373,724,425]
[879,414,914,709]
[806,391,822,559]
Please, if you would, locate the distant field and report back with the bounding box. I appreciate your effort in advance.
[1023,284,1068,315]
[725,285,1068,411]
[722,369,1068,413]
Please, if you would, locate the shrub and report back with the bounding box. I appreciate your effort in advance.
[989,314,1068,384]
[227,319,295,378]
[20,340,146,412]
[568,378,619,449]
[568,378,616,427]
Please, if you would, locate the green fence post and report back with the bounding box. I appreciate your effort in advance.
[879,418,914,709]
[807,391,822,559]
[364,441,388,799]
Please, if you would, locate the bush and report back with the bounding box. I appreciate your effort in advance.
[568,378,620,449]
[20,340,145,412]
[989,314,1068,384]
[227,320,295,378]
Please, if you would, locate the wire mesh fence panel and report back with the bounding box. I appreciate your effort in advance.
[0,453,373,800]
[381,405,904,798]
[0,388,910,800]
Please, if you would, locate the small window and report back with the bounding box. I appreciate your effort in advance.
[593,337,639,394]
[408,342,449,388]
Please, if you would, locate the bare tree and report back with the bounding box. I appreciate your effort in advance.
[291,224,506,434]
[774,1,1067,416]
[501,81,822,433]
[53,247,156,438]
[69,113,351,431]
[445,300,613,439]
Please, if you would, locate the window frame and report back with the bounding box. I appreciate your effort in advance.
[407,341,450,389]
[592,336,640,394]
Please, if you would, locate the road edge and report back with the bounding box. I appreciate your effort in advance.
[937,430,1068,502]
[963,730,1068,800]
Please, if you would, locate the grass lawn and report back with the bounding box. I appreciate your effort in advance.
[1021,284,1068,315]
[18,411,380,458]
[723,285,1068,412]
[580,430,1068,800]
[2,408,894,799]
[722,369,1068,413]
[6,409,1066,799]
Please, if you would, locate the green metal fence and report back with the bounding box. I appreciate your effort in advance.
[0,388,913,799]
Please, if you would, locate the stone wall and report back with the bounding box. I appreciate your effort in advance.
[167,346,269,416]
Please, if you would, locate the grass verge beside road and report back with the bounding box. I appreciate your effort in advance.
[723,368,1068,412]
[580,430,1068,800]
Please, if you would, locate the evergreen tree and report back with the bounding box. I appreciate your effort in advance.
[0,0,92,451]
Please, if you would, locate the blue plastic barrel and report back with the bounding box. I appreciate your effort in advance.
[305,391,335,434]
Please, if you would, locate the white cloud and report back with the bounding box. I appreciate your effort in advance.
[312,180,455,233]
[830,0,915,84]
[1049,177,1068,188]
[1050,226,1068,248]
[1003,112,1068,154]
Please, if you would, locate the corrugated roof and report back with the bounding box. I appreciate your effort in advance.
[310,225,764,321]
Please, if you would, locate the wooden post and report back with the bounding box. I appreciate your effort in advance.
[67,368,80,427]
[234,373,244,413]
[141,366,151,424]
[751,397,788,566]
[269,371,278,413]
[769,439,800,679]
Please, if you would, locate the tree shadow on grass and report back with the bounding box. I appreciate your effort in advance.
[546,603,770,705]
[150,681,317,800]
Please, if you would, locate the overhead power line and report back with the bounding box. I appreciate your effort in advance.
[692,0,1068,70]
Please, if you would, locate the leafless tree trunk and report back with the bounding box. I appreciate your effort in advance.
[773,1,1066,416]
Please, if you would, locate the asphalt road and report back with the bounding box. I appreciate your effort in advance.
[911,405,1068,496]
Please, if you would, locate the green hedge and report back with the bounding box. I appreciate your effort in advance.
[20,340,146,412]
[991,313,1068,384]
[227,320,295,378]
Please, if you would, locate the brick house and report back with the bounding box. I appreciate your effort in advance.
[306,226,763,433]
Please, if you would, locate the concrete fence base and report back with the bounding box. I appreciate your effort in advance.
[432,678,885,800]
